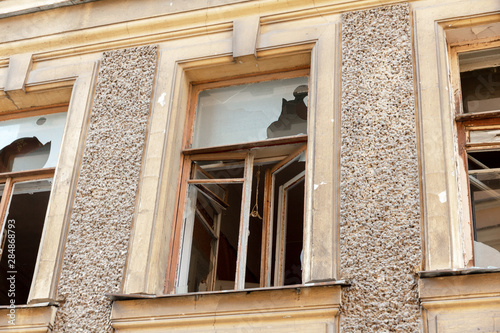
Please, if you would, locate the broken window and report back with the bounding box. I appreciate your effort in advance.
[456,45,500,267]
[0,111,67,304]
[467,151,500,260]
[459,47,500,114]
[173,74,308,293]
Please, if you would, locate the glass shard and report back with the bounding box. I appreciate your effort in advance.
[0,112,66,172]
[192,77,308,148]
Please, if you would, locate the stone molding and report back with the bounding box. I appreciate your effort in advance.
[111,283,342,332]
[419,272,500,332]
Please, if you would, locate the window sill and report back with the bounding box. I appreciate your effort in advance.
[419,270,500,332]
[419,268,500,301]
[455,109,500,122]
[110,281,346,332]
[418,267,500,279]
[0,303,57,332]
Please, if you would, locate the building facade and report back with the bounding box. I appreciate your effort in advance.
[0,0,498,331]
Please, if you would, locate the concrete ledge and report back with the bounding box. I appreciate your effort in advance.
[0,304,57,332]
[419,271,500,332]
[111,283,342,332]
[419,270,500,302]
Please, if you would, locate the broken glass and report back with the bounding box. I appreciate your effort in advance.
[0,112,67,172]
[192,77,308,148]
[459,47,500,113]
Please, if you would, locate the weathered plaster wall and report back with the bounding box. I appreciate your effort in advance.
[54,45,158,332]
[340,4,422,332]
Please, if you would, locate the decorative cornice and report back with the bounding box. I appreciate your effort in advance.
[32,23,233,62]
[0,0,420,60]
[0,0,100,19]
[260,0,412,25]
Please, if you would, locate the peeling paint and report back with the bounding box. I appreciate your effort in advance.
[471,26,489,35]
[439,191,447,203]
[158,92,167,107]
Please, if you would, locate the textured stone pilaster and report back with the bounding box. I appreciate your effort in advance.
[54,45,157,332]
[340,4,422,332]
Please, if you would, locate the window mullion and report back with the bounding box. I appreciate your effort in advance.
[234,152,254,290]
[176,186,198,294]
[207,213,222,291]
[0,177,13,225]
[260,169,272,287]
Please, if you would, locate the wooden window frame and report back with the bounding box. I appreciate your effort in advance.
[165,69,310,294]
[0,106,67,303]
[450,39,500,267]
[0,169,55,219]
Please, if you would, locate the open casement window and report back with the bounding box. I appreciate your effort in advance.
[0,111,67,304]
[172,72,309,293]
[452,43,500,267]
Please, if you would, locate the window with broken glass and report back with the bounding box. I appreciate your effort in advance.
[453,43,500,267]
[0,110,67,304]
[170,72,309,293]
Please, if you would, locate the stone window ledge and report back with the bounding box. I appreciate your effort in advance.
[418,270,500,331]
[418,267,500,279]
[0,303,57,332]
[110,281,346,332]
[419,269,500,304]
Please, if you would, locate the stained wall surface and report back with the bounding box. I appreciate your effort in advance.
[53,45,158,332]
[339,4,422,332]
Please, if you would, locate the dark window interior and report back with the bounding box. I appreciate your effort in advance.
[0,184,50,305]
[467,151,500,251]
[461,66,500,113]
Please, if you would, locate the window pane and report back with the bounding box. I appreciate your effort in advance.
[181,182,243,293]
[187,203,216,292]
[245,165,265,288]
[0,112,67,172]
[459,47,500,113]
[192,77,308,148]
[190,160,244,209]
[283,176,304,285]
[214,183,242,291]
[469,129,500,144]
[0,179,52,304]
[271,159,305,286]
[193,160,245,179]
[468,152,500,267]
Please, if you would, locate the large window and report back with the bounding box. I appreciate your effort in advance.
[0,110,67,304]
[452,43,500,267]
[171,72,310,293]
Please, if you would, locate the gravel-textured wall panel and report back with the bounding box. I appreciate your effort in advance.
[54,45,158,332]
[340,4,422,332]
